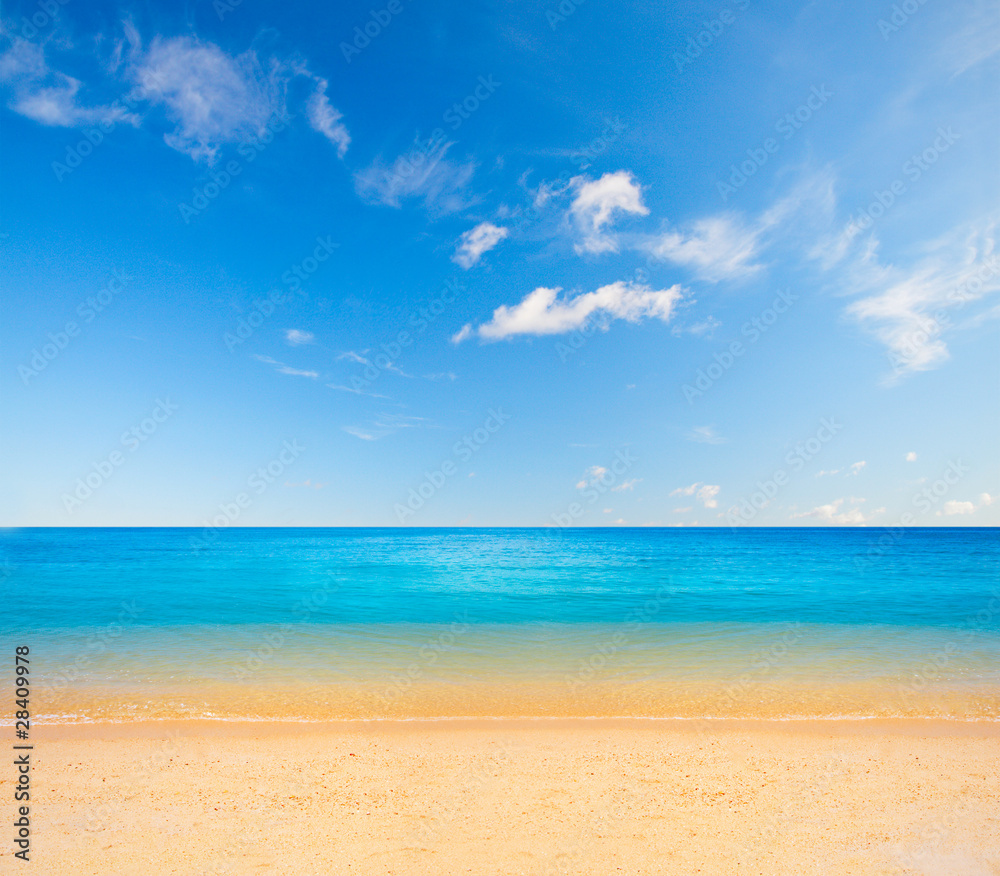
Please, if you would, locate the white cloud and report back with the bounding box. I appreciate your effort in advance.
[697,484,720,508]
[306,77,349,157]
[453,222,509,269]
[669,483,699,497]
[576,465,607,489]
[643,214,763,282]
[817,462,866,478]
[937,493,996,517]
[354,137,475,213]
[0,38,133,127]
[791,498,872,524]
[342,426,377,441]
[285,329,314,345]
[939,500,975,516]
[132,36,289,163]
[672,506,693,513]
[843,224,1000,381]
[342,413,428,442]
[452,280,683,342]
[569,170,649,254]
[686,425,726,444]
[611,478,641,492]
[1,32,349,164]
[326,383,390,399]
[669,482,719,508]
[253,354,318,379]
[906,452,918,462]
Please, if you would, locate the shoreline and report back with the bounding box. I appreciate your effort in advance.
[25,713,1000,740]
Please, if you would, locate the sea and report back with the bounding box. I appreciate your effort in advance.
[2,527,998,723]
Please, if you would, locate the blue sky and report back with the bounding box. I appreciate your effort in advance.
[1,0,997,527]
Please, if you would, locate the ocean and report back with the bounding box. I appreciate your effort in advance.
[2,527,998,722]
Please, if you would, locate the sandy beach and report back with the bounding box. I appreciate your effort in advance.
[7,718,998,875]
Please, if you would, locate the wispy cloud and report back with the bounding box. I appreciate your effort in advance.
[453,221,509,268]
[354,136,475,213]
[642,214,764,282]
[686,425,726,444]
[305,76,349,157]
[342,426,377,441]
[326,383,390,399]
[843,223,1000,381]
[0,38,135,127]
[253,354,318,379]
[0,29,350,165]
[569,170,649,254]
[452,280,683,342]
[131,35,289,163]
[342,413,429,441]
[816,460,866,477]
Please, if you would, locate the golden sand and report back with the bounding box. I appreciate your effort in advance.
[6,718,998,874]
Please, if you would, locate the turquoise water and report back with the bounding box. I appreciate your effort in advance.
[1,527,998,721]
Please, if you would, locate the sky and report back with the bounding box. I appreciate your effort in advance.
[0,0,998,527]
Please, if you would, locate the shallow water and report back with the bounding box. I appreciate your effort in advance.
[2,527,998,721]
